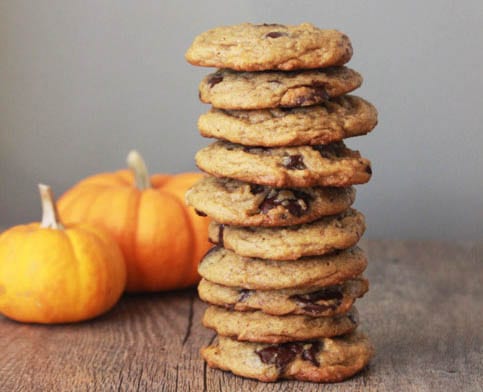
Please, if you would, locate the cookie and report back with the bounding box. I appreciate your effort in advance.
[203,305,358,343]
[186,23,352,71]
[196,141,372,188]
[198,95,378,147]
[201,332,373,382]
[198,247,367,290]
[186,177,355,227]
[208,208,365,260]
[199,67,362,110]
[198,276,368,317]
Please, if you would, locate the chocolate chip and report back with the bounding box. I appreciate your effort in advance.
[238,289,250,302]
[313,142,346,159]
[291,286,343,303]
[208,74,223,88]
[259,196,278,214]
[294,95,309,107]
[285,200,305,217]
[243,146,270,154]
[249,184,265,195]
[298,303,334,314]
[282,154,306,170]
[195,209,207,217]
[292,83,330,107]
[218,224,225,247]
[366,165,372,175]
[301,341,323,367]
[256,341,323,371]
[312,84,330,100]
[290,286,344,314]
[265,31,287,38]
[256,342,302,371]
[259,189,312,217]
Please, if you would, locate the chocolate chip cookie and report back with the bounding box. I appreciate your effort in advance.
[186,23,352,71]
[198,247,367,290]
[198,276,368,317]
[199,67,362,110]
[196,141,372,188]
[186,177,356,227]
[198,95,378,147]
[208,208,365,260]
[202,332,373,382]
[203,306,358,343]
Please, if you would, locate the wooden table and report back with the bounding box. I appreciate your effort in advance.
[1,240,482,391]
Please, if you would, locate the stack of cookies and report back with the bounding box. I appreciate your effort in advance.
[185,23,378,383]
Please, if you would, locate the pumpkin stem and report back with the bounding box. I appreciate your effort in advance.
[127,150,151,190]
[39,184,64,230]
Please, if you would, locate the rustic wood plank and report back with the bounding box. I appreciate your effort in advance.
[0,240,482,391]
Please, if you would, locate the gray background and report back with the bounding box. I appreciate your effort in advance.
[1,0,482,239]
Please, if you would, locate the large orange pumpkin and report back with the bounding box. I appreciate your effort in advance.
[0,184,126,323]
[58,151,210,292]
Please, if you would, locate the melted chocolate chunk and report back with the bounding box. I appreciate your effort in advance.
[285,200,304,217]
[283,154,306,170]
[242,146,270,154]
[265,31,287,38]
[291,286,343,303]
[313,142,346,159]
[208,74,223,88]
[259,196,278,214]
[293,84,329,107]
[238,289,251,302]
[249,184,265,195]
[297,303,334,314]
[290,286,343,314]
[218,224,225,247]
[366,165,373,175]
[259,189,312,217]
[195,209,207,217]
[256,341,323,371]
[256,342,302,371]
[301,341,323,367]
[312,84,330,100]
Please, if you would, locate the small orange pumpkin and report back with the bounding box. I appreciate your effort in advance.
[0,184,126,324]
[58,151,210,292]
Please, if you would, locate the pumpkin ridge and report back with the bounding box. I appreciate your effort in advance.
[66,227,117,319]
[128,187,143,291]
[62,229,83,318]
[60,185,107,222]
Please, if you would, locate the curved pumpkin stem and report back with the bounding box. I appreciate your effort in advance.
[127,150,151,190]
[39,184,64,230]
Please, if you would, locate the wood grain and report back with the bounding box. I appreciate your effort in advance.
[0,240,482,391]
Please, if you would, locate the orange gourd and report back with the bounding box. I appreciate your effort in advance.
[58,151,210,292]
[0,185,126,324]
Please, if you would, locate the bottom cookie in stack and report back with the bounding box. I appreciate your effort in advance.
[197,244,373,382]
[202,332,373,382]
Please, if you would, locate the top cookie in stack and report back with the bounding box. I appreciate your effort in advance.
[185,22,377,383]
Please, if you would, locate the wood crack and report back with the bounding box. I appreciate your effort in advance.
[203,333,216,392]
[182,294,195,345]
